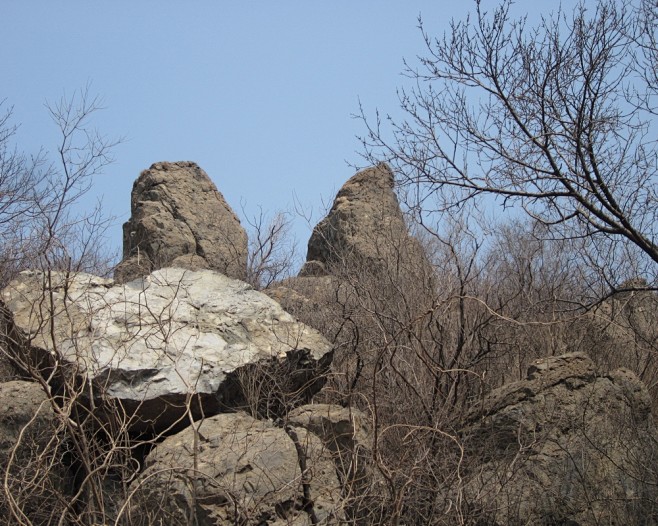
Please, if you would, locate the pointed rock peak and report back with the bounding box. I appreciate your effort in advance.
[299,163,430,278]
[114,161,248,284]
[336,162,395,197]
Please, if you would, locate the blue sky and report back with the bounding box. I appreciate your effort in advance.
[2,1,575,266]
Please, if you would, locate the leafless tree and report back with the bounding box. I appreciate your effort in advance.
[0,88,117,288]
[0,90,124,525]
[0,103,51,286]
[244,207,298,290]
[360,0,658,293]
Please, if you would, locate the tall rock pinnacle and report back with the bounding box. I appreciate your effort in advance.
[300,163,430,278]
[114,161,248,283]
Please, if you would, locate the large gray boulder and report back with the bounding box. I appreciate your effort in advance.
[125,411,344,525]
[115,161,248,284]
[460,352,658,525]
[1,268,333,433]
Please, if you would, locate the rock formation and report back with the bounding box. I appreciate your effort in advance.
[269,163,434,320]
[0,304,23,382]
[288,405,373,474]
[127,411,345,525]
[267,165,436,402]
[460,352,658,524]
[115,161,248,283]
[0,381,68,525]
[299,163,429,278]
[1,267,333,433]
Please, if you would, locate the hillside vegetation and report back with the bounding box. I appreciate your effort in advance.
[1,1,658,524]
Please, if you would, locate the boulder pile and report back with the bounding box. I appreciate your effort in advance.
[0,161,385,525]
[1,160,657,525]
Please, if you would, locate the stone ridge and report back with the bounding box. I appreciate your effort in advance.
[115,161,248,283]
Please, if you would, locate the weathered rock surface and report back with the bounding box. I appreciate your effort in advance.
[0,381,54,453]
[115,161,248,284]
[299,163,429,278]
[1,267,333,433]
[460,352,658,525]
[300,163,394,275]
[271,164,434,327]
[289,404,384,523]
[288,404,373,483]
[578,283,658,409]
[265,274,341,338]
[0,381,68,525]
[126,411,344,525]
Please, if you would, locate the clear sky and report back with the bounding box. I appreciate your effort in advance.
[1,1,575,267]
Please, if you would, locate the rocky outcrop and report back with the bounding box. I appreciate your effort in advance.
[578,283,658,409]
[460,352,658,525]
[288,404,383,523]
[0,381,68,525]
[1,268,333,433]
[115,161,248,284]
[299,163,429,278]
[267,165,435,400]
[271,164,434,323]
[3,155,658,525]
[126,411,345,525]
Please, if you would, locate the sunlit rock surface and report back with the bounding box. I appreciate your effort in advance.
[115,161,248,284]
[2,267,333,432]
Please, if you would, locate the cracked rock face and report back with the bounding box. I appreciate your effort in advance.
[288,404,384,523]
[115,161,248,284]
[127,411,344,526]
[460,352,658,525]
[2,268,333,433]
